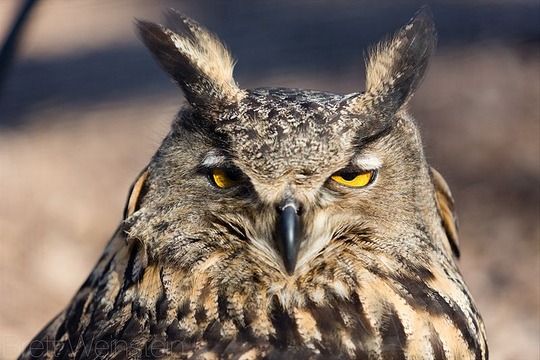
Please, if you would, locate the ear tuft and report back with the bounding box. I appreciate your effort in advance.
[362,6,437,112]
[136,10,243,110]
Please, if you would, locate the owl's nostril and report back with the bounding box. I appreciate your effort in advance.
[277,199,302,216]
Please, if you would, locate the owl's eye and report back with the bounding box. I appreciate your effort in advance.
[331,170,376,188]
[210,168,242,188]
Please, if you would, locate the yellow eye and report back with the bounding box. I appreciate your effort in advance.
[211,168,242,188]
[331,170,375,188]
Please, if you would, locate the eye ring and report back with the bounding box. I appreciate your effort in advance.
[209,168,243,189]
[330,169,376,188]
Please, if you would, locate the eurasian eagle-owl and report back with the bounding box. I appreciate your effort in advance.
[20,7,488,360]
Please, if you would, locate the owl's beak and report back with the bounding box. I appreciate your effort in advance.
[275,200,303,274]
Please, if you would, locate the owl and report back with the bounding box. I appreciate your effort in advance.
[19,7,487,360]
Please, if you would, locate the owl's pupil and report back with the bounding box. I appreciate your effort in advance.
[341,173,357,181]
[226,169,242,181]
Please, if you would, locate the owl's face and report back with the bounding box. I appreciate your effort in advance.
[131,83,437,282]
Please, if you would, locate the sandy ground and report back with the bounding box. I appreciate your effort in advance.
[1,1,539,359]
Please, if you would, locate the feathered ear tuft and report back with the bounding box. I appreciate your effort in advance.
[136,10,244,110]
[355,6,437,114]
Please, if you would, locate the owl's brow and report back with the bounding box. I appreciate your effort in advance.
[352,122,393,151]
[200,152,227,167]
[352,154,382,170]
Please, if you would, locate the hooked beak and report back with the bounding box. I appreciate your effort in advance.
[275,200,303,274]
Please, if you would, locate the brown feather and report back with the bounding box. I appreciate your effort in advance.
[431,167,460,258]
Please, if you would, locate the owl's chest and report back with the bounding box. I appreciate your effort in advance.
[111,270,485,360]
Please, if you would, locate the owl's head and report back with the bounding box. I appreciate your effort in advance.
[128,8,455,281]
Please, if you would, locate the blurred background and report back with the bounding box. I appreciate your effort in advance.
[0,1,538,359]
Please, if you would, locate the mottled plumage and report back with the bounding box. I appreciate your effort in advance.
[20,7,488,360]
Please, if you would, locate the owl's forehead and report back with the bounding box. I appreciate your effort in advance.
[217,88,360,178]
